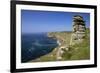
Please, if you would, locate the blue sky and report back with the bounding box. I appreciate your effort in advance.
[21,10,90,33]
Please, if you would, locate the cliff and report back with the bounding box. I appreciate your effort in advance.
[48,31,72,46]
[30,29,90,62]
[30,31,72,62]
[29,15,90,62]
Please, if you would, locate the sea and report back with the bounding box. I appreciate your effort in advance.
[21,33,58,63]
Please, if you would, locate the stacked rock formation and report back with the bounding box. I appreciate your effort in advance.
[48,15,86,60]
[70,15,86,45]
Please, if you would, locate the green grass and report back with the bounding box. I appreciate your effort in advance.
[30,29,90,62]
[48,31,72,45]
[62,39,90,60]
[62,28,90,60]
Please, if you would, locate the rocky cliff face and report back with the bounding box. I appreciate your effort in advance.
[46,15,87,60]
[48,15,87,60]
[30,15,89,62]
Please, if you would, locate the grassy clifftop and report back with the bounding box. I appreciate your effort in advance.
[30,29,90,62]
[48,31,72,45]
[30,31,72,62]
[62,28,90,60]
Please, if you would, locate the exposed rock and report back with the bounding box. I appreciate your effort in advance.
[70,15,86,45]
[55,15,86,60]
[32,15,87,61]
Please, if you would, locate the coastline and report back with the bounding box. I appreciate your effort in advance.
[29,31,72,62]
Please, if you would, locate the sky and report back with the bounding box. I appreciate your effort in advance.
[21,10,90,34]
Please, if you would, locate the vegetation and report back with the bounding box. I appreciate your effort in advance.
[62,28,90,60]
[30,29,90,62]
